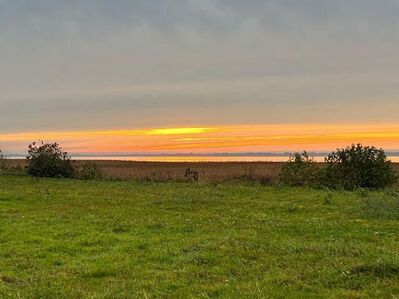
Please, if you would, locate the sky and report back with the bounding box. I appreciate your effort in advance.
[0,0,398,154]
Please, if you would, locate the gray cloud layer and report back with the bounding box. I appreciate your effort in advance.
[0,0,398,132]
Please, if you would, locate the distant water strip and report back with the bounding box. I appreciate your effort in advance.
[51,155,399,162]
[8,155,399,162]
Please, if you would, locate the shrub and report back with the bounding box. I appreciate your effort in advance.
[26,141,74,178]
[279,152,319,187]
[320,144,397,190]
[0,151,25,175]
[8,164,25,175]
[75,161,103,180]
[0,149,6,172]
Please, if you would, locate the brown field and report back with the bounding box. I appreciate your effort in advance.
[6,159,399,183]
[85,160,284,183]
[5,160,282,183]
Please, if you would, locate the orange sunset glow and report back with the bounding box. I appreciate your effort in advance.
[1,1,399,157]
[2,123,399,154]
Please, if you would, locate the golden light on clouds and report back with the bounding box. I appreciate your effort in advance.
[145,127,217,135]
[1,124,399,153]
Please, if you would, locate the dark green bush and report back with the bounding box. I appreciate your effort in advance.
[280,145,397,190]
[75,161,103,180]
[26,141,74,178]
[279,152,319,187]
[320,144,397,190]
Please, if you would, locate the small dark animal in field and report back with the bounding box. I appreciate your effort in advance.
[185,168,199,181]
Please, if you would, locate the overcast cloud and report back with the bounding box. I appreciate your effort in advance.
[0,0,398,132]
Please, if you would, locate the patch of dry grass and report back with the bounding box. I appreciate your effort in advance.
[5,159,399,184]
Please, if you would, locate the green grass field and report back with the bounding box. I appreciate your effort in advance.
[0,176,399,298]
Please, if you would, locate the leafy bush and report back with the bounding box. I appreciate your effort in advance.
[26,141,74,178]
[279,152,319,187]
[75,161,103,180]
[280,145,397,190]
[320,144,397,190]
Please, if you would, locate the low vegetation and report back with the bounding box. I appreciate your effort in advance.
[0,150,6,173]
[0,150,24,176]
[321,144,397,190]
[23,142,102,180]
[74,161,103,180]
[1,143,398,189]
[279,151,319,187]
[0,176,398,297]
[26,142,74,178]
[280,144,397,190]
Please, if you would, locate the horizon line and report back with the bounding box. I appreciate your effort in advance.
[5,151,399,157]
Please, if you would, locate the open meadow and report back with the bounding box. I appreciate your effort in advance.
[1,175,399,298]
